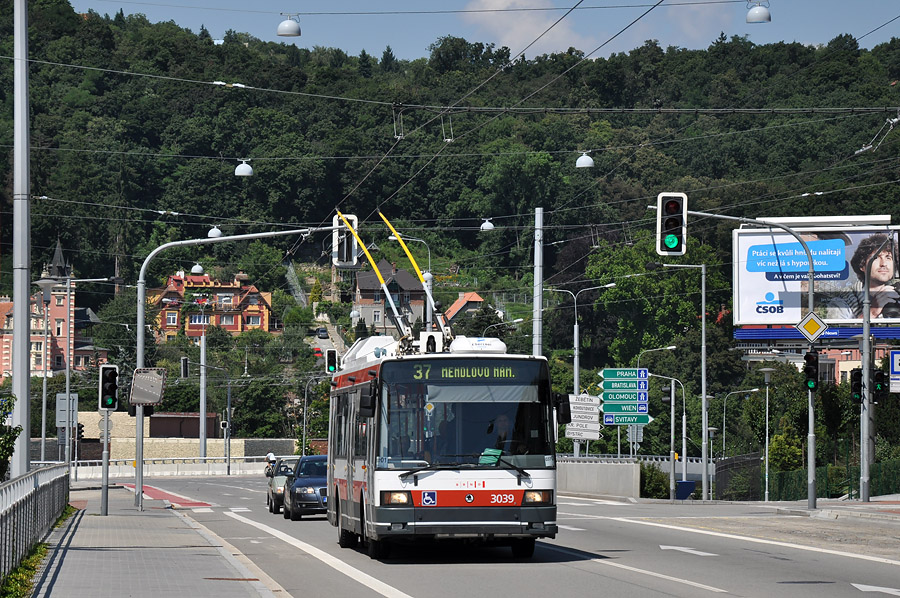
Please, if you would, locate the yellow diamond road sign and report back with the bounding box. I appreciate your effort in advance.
[797,312,827,343]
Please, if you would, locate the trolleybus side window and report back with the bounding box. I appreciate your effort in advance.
[334,393,350,459]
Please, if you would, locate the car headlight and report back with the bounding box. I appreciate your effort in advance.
[381,491,411,505]
[299,487,316,495]
[522,490,552,504]
[275,487,283,494]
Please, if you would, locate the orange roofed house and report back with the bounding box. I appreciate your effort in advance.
[150,267,275,342]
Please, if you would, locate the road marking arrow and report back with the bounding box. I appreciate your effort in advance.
[852,584,900,596]
[659,545,718,557]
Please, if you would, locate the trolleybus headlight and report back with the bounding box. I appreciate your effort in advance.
[522,490,551,504]
[381,491,412,505]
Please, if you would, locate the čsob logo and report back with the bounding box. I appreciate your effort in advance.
[756,292,784,314]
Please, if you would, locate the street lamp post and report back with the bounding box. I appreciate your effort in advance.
[759,368,775,502]
[635,345,676,458]
[135,224,337,509]
[650,373,685,502]
[482,318,523,337]
[388,234,432,330]
[33,278,56,463]
[722,388,759,457]
[550,283,616,457]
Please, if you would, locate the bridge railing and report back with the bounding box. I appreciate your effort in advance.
[0,464,69,584]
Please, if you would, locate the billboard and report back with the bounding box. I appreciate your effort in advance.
[733,226,899,325]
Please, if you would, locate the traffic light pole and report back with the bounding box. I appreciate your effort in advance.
[100,409,110,516]
[671,207,818,509]
[860,235,890,502]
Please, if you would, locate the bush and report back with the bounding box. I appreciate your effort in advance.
[640,462,669,499]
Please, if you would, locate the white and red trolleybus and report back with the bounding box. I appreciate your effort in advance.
[327,334,571,559]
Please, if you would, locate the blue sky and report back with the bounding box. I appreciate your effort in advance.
[69,1,899,61]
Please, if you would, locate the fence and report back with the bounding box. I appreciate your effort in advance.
[770,459,900,501]
[0,464,69,584]
[715,453,762,501]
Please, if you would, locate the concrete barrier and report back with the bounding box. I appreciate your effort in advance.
[558,459,640,498]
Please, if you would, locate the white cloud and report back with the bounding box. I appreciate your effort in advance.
[463,0,596,57]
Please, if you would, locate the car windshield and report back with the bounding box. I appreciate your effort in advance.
[298,460,326,477]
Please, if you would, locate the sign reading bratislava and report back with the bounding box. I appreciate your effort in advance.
[733,226,900,326]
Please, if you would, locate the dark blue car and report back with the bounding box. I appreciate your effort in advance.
[283,455,328,521]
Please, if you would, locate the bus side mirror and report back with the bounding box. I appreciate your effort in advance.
[555,392,572,425]
[359,383,376,418]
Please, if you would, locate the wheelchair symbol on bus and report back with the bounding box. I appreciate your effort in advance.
[421,491,437,506]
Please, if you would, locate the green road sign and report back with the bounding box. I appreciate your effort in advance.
[601,402,649,414]
[601,391,648,403]
[600,368,648,380]
[603,413,654,425]
[600,379,649,391]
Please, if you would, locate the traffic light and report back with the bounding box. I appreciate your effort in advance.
[803,350,819,391]
[850,368,863,403]
[656,192,687,256]
[325,349,338,374]
[180,356,189,378]
[99,364,119,410]
[77,422,84,441]
[873,369,887,400]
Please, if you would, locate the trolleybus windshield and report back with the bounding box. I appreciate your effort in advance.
[376,359,554,470]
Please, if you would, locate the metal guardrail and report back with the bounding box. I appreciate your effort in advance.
[0,464,69,583]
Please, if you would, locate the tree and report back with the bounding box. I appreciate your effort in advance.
[0,394,23,481]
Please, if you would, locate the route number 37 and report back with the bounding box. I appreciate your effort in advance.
[412,364,431,380]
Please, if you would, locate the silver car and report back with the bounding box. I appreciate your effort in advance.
[266,457,298,514]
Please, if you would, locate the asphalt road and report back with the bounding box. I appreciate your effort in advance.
[145,476,900,598]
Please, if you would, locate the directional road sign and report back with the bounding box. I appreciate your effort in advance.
[603,413,654,425]
[601,368,648,380]
[891,350,900,393]
[602,391,648,403]
[571,412,599,422]
[601,379,649,391]
[565,428,601,441]
[569,394,600,405]
[566,421,602,432]
[601,402,649,414]
[570,403,598,413]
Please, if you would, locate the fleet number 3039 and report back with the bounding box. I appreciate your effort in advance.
[490,493,516,504]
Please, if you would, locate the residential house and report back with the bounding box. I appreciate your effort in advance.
[444,291,485,325]
[150,267,275,342]
[352,260,426,335]
[0,240,108,379]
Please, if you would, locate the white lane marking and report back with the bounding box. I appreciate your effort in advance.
[545,544,728,593]
[192,507,213,513]
[231,507,252,512]
[852,583,900,595]
[660,545,718,557]
[561,513,900,567]
[558,494,636,505]
[558,525,586,531]
[225,512,414,598]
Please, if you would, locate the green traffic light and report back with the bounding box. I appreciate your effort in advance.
[806,380,816,389]
[664,234,679,249]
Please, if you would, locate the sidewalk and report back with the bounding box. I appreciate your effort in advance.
[31,482,278,598]
[777,494,900,522]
